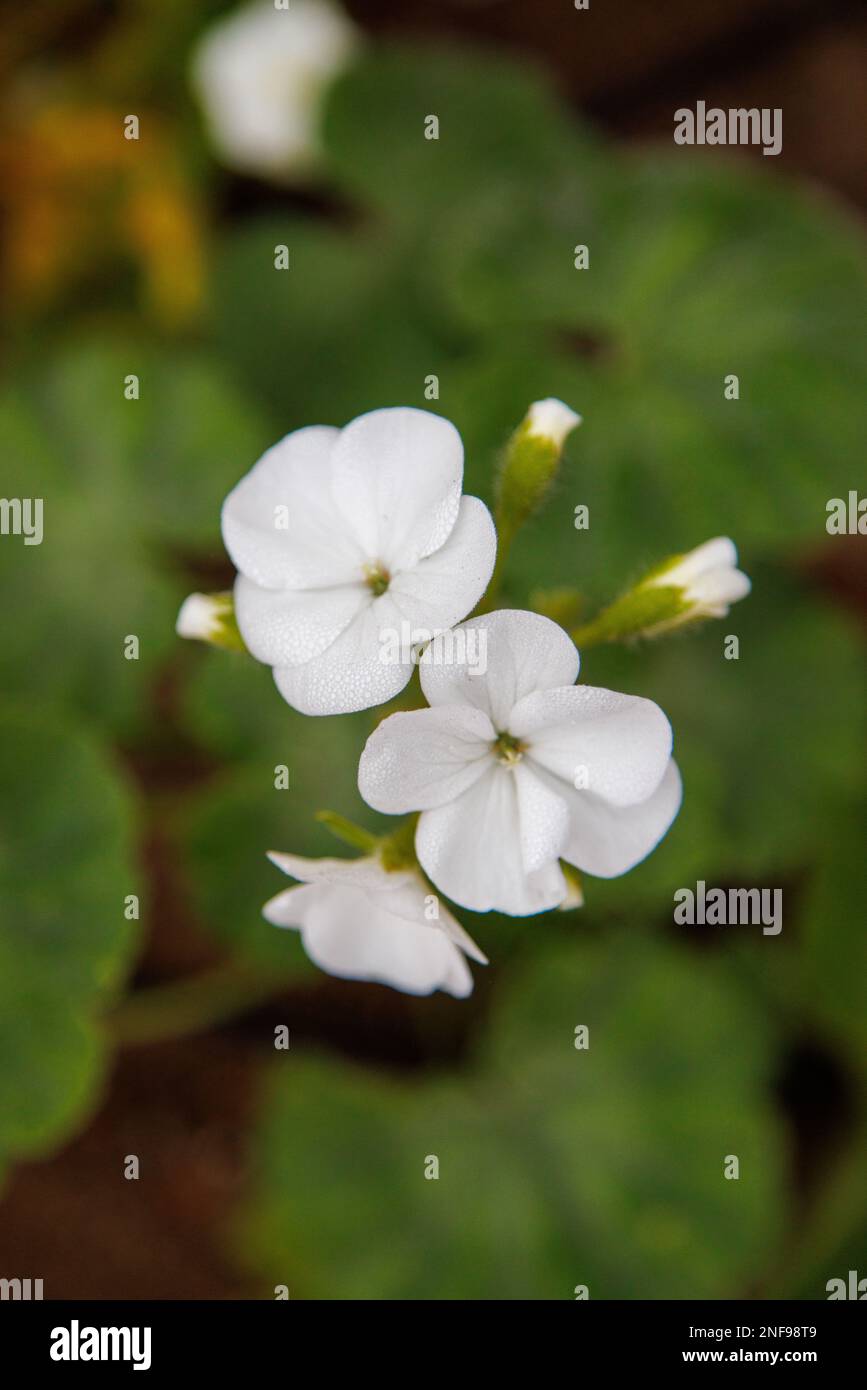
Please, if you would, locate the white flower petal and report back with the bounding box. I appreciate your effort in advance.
[267,852,488,966]
[423,899,489,966]
[268,880,474,997]
[688,566,752,613]
[221,425,362,590]
[357,877,489,965]
[513,762,570,873]
[526,397,582,448]
[388,496,496,634]
[662,536,738,586]
[266,852,387,889]
[420,609,580,731]
[416,764,567,915]
[330,408,464,570]
[551,760,683,879]
[234,574,364,666]
[272,596,413,715]
[511,684,673,808]
[262,882,320,927]
[358,706,495,814]
[375,884,489,961]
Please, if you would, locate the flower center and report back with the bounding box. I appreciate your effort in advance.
[492,730,525,766]
[363,562,391,598]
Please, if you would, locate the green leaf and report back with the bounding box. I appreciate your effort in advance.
[436,154,867,570]
[211,216,448,428]
[322,45,600,226]
[239,934,784,1298]
[0,339,268,732]
[0,706,140,1182]
[576,566,866,914]
[23,337,269,547]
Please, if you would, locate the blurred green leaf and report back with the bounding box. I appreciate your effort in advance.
[323,45,602,226]
[211,215,452,428]
[436,155,867,577]
[0,339,268,733]
[578,567,866,914]
[797,797,867,1062]
[240,934,784,1298]
[0,706,140,1183]
[23,337,269,546]
[208,47,607,430]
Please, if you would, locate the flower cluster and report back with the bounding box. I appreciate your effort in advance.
[179,403,750,998]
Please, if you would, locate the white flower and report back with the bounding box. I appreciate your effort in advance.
[190,0,359,178]
[358,609,682,916]
[647,537,751,619]
[221,408,497,715]
[525,398,582,449]
[263,852,487,997]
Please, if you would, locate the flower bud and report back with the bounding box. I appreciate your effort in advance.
[526,398,582,450]
[496,397,582,541]
[176,592,246,651]
[645,537,751,619]
[572,538,750,647]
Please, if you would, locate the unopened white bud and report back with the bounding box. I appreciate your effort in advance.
[648,537,751,618]
[525,398,582,450]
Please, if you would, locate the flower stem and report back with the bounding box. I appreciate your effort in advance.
[315,809,380,853]
[106,962,284,1047]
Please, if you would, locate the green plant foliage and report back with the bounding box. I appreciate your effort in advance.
[240,934,784,1299]
[435,153,867,586]
[0,339,268,733]
[235,49,865,600]
[798,798,867,1062]
[210,215,453,429]
[0,707,140,1184]
[575,567,866,912]
[322,45,604,227]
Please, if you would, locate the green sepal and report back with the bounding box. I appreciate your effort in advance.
[572,584,689,647]
[378,815,420,873]
[495,424,561,539]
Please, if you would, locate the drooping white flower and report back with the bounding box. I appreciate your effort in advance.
[221,408,497,715]
[358,609,681,916]
[263,852,487,997]
[646,537,751,620]
[190,0,359,178]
